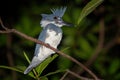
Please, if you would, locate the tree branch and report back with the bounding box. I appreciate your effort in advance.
[60,69,97,80]
[85,18,104,66]
[0,18,99,80]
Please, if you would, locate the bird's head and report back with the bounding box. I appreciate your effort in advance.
[40,7,72,28]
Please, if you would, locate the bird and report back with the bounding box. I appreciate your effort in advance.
[24,7,72,74]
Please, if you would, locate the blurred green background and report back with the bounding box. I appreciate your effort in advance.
[0,0,120,80]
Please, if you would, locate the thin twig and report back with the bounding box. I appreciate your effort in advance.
[60,70,69,80]
[33,69,40,80]
[66,69,95,80]
[103,16,120,54]
[6,34,17,80]
[0,17,8,30]
[60,69,101,80]
[85,18,104,66]
[78,18,104,75]
[103,37,116,54]
[0,30,13,33]
[0,18,99,80]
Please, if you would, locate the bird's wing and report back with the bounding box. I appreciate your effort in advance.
[24,28,49,74]
[34,28,48,56]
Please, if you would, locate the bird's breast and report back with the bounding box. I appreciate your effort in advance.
[36,25,62,57]
[45,28,62,48]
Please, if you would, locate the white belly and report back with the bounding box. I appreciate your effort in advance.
[37,28,62,58]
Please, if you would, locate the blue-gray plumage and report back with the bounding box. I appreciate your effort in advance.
[24,7,72,74]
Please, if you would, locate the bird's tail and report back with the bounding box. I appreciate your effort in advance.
[24,65,34,74]
[24,61,41,74]
[24,57,41,74]
[24,54,51,74]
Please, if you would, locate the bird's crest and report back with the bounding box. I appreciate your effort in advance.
[51,7,67,17]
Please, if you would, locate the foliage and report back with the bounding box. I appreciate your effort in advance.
[0,0,120,80]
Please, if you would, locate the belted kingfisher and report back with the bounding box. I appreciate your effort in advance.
[24,7,72,74]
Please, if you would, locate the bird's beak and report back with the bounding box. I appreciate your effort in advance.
[62,21,73,27]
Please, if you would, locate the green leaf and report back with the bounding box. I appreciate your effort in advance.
[23,51,31,63]
[109,59,120,74]
[77,0,103,25]
[40,76,48,80]
[23,52,36,78]
[87,33,97,43]
[76,37,93,59]
[79,37,93,53]
[61,47,70,52]
[95,64,106,76]
[0,66,23,73]
[115,73,120,80]
[58,57,72,70]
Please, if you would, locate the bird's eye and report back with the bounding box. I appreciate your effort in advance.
[54,16,57,19]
